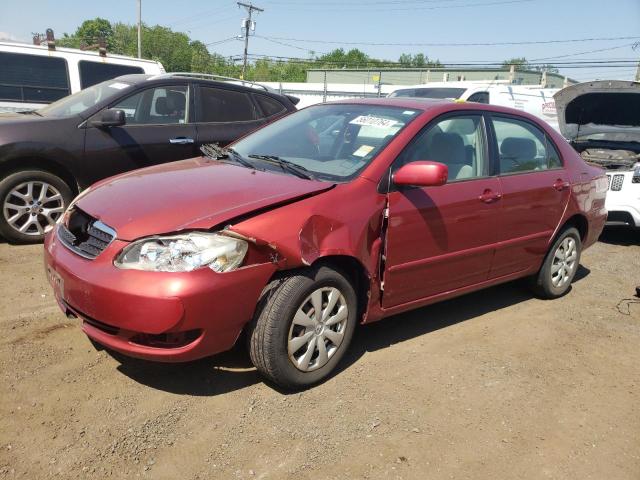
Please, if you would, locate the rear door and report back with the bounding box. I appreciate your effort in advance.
[83,84,198,182]
[194,85,267,147]
[487,114,570,278]
[382,113,502,308]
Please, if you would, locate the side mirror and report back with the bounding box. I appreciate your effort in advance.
[393,161,448,188]
[91,109,126,128]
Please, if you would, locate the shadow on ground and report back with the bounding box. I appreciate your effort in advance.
[599,227,640,246]
[114,268,590,396]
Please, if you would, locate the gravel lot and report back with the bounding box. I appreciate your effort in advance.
[0,229,639,479]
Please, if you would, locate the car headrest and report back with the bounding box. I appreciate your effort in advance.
[155,97,169,115]
[429,132,466,165]
[166,91,185,112]
[500,137,537,161]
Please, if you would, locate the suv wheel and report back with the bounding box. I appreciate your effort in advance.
[531,226,582,299]
[0,170,73,244]
[248,264,358,390]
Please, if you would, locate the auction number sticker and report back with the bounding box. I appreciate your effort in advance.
[108,82,130,90]
[349,115,398,128]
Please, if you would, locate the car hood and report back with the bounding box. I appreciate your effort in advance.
[75,157,334,241]
[554,80,640,143]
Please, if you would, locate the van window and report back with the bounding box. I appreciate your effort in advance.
[467,92,489,104]
[78,61,144,89]
[0,52,70,103]
[390,88,466,99]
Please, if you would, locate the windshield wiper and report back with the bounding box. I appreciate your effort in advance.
[248,154,315,180]
[200,144,256,169]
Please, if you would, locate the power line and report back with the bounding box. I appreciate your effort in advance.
[263,0,533,11]
[256,34,640,48]
[530,42,639,62]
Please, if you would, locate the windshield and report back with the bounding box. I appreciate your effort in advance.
[231,104,421,181]
[38,80,134,118]
[389,87,466,100]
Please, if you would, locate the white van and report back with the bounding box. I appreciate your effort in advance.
[388,81,560,130]
[0,41,165,113]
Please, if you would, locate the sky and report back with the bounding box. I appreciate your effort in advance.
[1,0,639,82]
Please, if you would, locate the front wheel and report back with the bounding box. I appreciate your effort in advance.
[248,265,358,390]
[530,226,582,299]
[0,170,73,244]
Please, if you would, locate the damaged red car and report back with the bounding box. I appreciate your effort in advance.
[44,98,607,389]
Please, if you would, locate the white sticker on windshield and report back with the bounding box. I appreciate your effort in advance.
[353,145,375,157]
[402,110,416,115]
[108,82,129,90]
[349,115,397,128]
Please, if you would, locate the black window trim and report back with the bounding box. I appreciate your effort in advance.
[253,93,287,118]
[101,83,192,127]
[0,52,71,104]
[194,83,262,125]
[381,110,493,193]
[486,112,565,177]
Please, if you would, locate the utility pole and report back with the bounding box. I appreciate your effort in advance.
[237,2,263,79]
[137,0,142,58]
[635,61,640,82]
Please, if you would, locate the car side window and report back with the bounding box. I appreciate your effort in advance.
[198,87,257,122]
[467,92,489,104]
[112,86,188,125]
[491,116,561,174]
[255,94,286,117]
[396,115,488,182]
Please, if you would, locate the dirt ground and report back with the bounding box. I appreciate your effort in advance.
[0,229,638,480]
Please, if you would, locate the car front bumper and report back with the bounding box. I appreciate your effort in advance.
[44,229,276,362]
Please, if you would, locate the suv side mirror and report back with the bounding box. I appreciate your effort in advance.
[393,161,448,188]
[91,109,126,128]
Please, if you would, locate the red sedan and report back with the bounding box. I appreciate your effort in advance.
[44,98,607,389]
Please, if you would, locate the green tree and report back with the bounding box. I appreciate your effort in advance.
[502,57,530,71]
[59,18,114,50]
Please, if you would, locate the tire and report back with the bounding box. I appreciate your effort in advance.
[530,226,582,299]
[248,264,358,390]
[0,170,73,244]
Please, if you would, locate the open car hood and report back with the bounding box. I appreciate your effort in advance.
[554,80,640,143]
[75,157,334,241]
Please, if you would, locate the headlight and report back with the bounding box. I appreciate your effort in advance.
[632,162,640,184]
[114,232,248,273]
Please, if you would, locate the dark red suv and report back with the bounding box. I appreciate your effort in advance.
[44,98,607,389]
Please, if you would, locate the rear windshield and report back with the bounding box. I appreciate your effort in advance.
[389,87,466,100]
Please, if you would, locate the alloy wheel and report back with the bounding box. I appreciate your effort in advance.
[2,181,65,236]
[287,287,349,372]
[551,237,578,288]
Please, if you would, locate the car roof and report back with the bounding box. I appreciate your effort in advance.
[323,97,551,125]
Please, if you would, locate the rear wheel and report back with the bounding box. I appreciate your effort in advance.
[0,170,73,244]
[248,264,358,390]
[531,226,581,299]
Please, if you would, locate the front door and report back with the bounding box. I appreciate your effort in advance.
[382,113,502,308]
[83,84,198,183]
[487,114,571,277]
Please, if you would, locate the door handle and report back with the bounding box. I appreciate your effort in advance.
[478,189,502,203]
[169,137,194,145]
[553,179,570,191]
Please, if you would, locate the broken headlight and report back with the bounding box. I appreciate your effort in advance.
[115,232,248,273]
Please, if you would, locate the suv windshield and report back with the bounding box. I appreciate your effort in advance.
[231,104,421,181]
[38,80,134,118]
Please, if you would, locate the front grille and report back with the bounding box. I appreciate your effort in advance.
[610,174,624,191]
[57,208,116,259]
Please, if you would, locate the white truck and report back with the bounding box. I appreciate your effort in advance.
[388,81,560,130]
[0,41,164,113]
[555,80,640,229]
